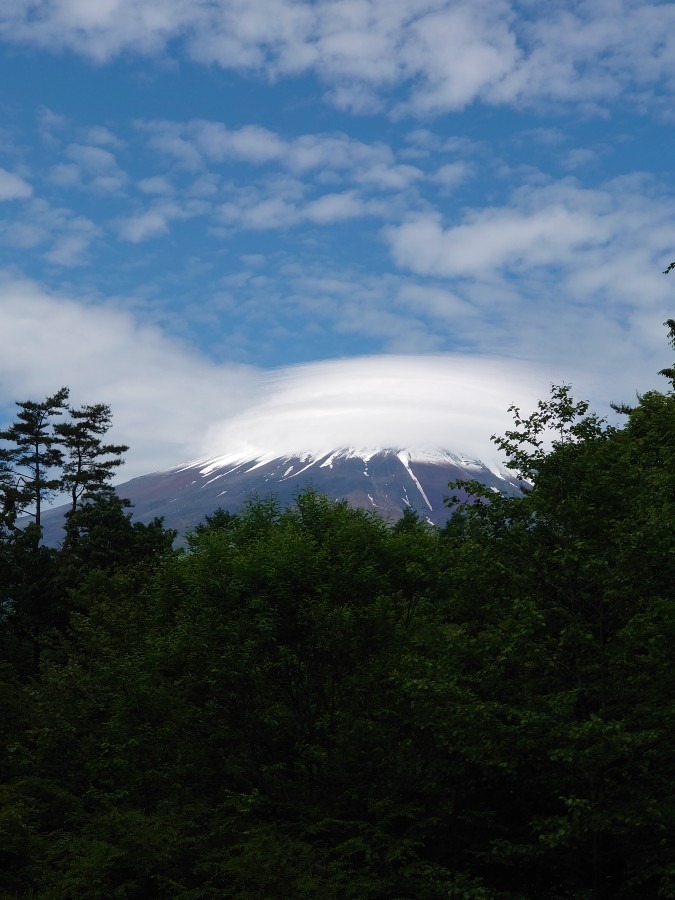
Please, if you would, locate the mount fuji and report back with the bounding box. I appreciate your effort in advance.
[103,446,524,533]
[36,355,543,540]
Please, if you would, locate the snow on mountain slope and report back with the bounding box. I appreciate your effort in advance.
[109,446,523,533]
[35,443,525,546]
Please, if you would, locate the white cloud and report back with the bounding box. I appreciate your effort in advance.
[192,146,675,403]
[241,253,266,267]
[561,148,602,170]
[192,121,287,165]
[396,282,476,322]
[394,1,519,115]
[84,125,125,148]
[371,174,675,402]
[215,183,386,230]
[387,204,609,277]
[0,272,260,479]
[493,2,675,109]
[302,191,366,224]
[116,199,209,242]
[90,174,127,194]
[0,197,100,264]
[44,229,95,266]
[355,162,423,190]
[36,106,68,146]
[0,0,193,62]
[66,142,119,172]
[323,83,383,115]
[284,132,396,175]
[188,173,220,196]
[140,119,404,179]
[46,142,128,194]
[186,0,316,73]
[117,207,172,242]
[432,161,473,190]
[138,175,174,194]
[0,273,558,482]
[241,196,298,230]
[2,222,45,249]
[5,2,675,116]
[140,124,204,170]
[0,168,32,200]
[200,354,549,471]
[385,178,673,279]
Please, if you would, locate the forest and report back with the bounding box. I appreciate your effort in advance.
[1,324,675,898]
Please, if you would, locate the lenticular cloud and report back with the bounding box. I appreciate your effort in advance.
[200,354,546,470]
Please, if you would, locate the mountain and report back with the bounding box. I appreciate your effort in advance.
[35,447,524,545]
[104,447,523,533]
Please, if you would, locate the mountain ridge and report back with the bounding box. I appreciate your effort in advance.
[36,445,524,543]
[118,446,523,531]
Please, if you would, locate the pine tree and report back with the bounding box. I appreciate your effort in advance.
[0,387,69,535]
[55,402,128,515]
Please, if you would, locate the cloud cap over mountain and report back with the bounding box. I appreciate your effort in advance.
[201,354,549,473]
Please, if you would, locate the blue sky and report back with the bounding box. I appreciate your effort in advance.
[1,0,675,476]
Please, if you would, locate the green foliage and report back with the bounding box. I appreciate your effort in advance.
[491,382,608,481]
[2,330,675,897]
[0,389,173,651]
[0,388,130,542]
[55,402,128,514]
[658,317,675,386]
[437,370,675,897]
[61,494,176,574]
[0,387,69,532]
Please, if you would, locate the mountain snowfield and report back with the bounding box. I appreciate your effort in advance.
[190,446,507,478]
[103,445,524,534]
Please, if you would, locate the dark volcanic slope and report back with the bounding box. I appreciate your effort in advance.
[37,448,523,544]
[110,448,523,533]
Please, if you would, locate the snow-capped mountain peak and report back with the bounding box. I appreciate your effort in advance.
[125,445,523,533]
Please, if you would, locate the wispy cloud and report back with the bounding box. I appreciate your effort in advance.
[0,272,260,478]
[137,175,174,195]
[3,2,675,116]
[44,226,98,266]
[0,272,554,479]
[138,119,412,180]
[46,140,129,195]
[132,119,428,233]
[116,198,211,242]
[0,197,100,266]
[0,168,32,201]
[385,176,675,288]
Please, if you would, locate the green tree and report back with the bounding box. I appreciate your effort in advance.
[3,336,675,899]
[55,402,128,515]
[2,492,445,898]
[60,493,176,577]
[436,356,675,897]
[0,392,166,664]
[0,390,134,652]
[0,387,69,535]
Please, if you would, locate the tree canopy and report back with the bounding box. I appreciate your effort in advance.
[0,388,128,540]
[1,328,675,897]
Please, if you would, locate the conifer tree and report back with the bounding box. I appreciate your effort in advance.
[0,387,69,534]
[55,402,128,514]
